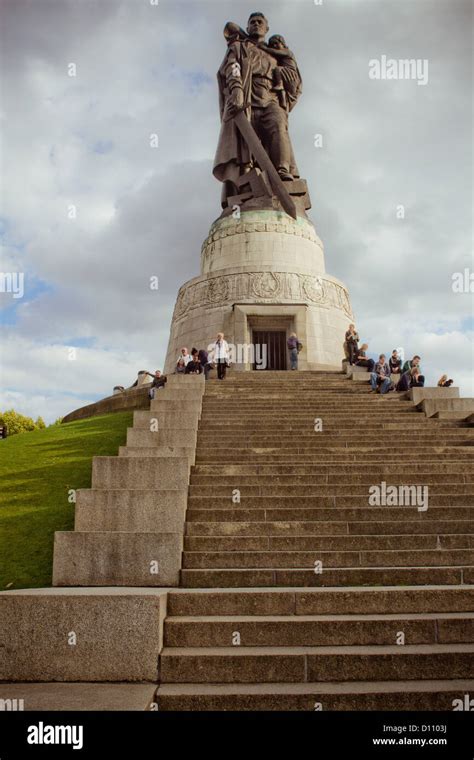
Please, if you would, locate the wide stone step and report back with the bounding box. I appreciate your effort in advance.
[201,400,415,406]
[167,586,474,616]
[185,519,474,536]
[188,488,473,501]
[202,400,411,405]
[196,446,474,464]
[163,612,474,647]
[201,412,419,419]
[181,548,474,569]
[208,391,376,395]
[191,463,474,475]
[197,429,471,438]
[195,452,473,463]
[198,433,466,442]
[0,683,157,711]
[196,446,474,470]
[183,534,472,552]
[155,679,474,711]
[196,441,473,451]
[159,643,474,683]
[185,506,474,522]
[199,422,453,430]
[180,566,473,587]
[189,476,474,487]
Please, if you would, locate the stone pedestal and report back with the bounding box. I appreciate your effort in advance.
[164,210,354,373]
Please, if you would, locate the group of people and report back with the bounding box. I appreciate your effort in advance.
[344,323,453,395]
[145,323,454,398]
[175,333,230,381]
[145,333,231,398]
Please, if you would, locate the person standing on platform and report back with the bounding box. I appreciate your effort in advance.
[287,332,299,370]
[345,324,359,365]
[213,333,230,380]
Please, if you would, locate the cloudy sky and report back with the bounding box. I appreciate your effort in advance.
[0,0,472,423]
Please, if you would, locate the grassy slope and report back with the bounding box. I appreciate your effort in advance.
[0,412,133,590]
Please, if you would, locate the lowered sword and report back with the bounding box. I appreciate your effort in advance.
[233,110,298,220]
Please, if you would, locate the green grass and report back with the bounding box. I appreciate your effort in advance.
[0,412,133,590]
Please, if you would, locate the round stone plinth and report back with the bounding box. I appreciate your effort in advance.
[201,210,325,277]
[164,211,354,373]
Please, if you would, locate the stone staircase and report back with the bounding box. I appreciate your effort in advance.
[156,370,474,709]
[2,368,474,711]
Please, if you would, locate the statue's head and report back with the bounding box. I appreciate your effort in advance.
[247,12,269,41]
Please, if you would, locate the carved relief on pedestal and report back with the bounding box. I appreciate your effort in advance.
[251,272,282,299]
[207,276,229,303]
[173,271,353,322]
[302,275,327,304]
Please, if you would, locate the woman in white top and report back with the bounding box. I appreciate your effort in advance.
[213,332,230,380]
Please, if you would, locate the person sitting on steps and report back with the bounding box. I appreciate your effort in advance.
[145,369,167,399]
[402,355,425,386]
[369,354,392,395]
[354,343,375,372]
[185,348,203,374]
[389,349,402,375]
[396,366,424,392]
[438,374,454,388]
[176,347,192,371]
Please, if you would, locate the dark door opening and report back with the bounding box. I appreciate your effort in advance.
[252,330,287,370]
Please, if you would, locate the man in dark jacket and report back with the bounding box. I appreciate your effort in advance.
[402,355,425,386]
[146,370,167,399]
[199,348,213,380]
[397,367,424,392]
[369,355,392,395]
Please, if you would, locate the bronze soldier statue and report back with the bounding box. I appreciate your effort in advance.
[213,12,303,210]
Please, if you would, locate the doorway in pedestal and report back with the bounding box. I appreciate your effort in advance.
[252,330,287,371]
